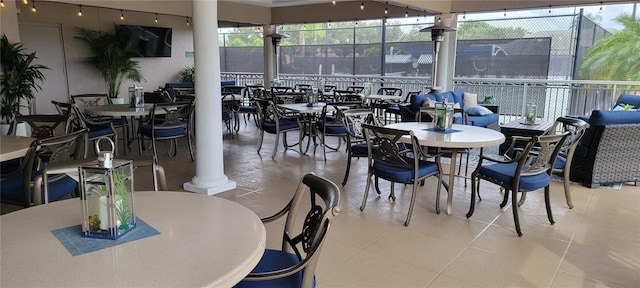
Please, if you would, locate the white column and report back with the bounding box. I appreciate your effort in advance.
[183,0,236,195]
[437,14,458,91]
[263,25,276,88]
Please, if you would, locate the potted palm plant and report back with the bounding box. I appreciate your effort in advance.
[1,35,48,134]
[75,26,144,103]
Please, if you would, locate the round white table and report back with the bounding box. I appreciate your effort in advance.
[385,122,505,215]
[0,191,266,288]
[0,135,35,162]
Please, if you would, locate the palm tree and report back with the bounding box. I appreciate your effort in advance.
[579,15,640,81]
[75,26,144,98]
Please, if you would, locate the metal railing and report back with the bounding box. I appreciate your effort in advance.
[222,72,640,124]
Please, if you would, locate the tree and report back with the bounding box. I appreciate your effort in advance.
[457,21,528,40]
[75,26,144,98]
[579,15,640,81]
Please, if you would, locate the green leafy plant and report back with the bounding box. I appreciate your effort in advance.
[1,35,48,124]
[619,103,635,111]
[75,26,144,98]
[179,66,195,83]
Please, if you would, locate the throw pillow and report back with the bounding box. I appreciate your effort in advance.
[422,98,436,108]
[465,105,493,116]
[463,92,478,108]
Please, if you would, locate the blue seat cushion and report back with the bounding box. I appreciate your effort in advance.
[0,171,77,205]
[373,157,438,183]
[479,162,551,191]
[239,106,257,113]
[222,110,232,121]
[576,110,640,157]
[554,155,566,170]
[350,142,368,156]
[467,113,499,127]
[139,125,186,138]
[316,121,347,134]
[262,120,299,134]
[614,93,640,108]
[234,249,314,288]
[88,125,115,139]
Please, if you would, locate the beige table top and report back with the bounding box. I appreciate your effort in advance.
[1,191,266,288]
[385,122,505,149]
[278,102,334,114]
[85,104,162,117]
[0,135,35,162]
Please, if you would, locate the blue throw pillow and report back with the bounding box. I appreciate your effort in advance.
[465,106,493,116]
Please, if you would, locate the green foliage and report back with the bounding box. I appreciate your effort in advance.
[1,35,48,123]
[75,26,144,98]
[579,15,640,82]
[179,66,194,83]
[457,22,528,40]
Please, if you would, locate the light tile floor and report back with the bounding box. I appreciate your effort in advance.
[3,119,639,287]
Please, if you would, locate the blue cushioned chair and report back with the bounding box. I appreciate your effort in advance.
[235,172,341,288]
[466,132,570,236]
[137,101,194,163]
[255,99,303,159]
[339,108,378,186]
[315,102,363,161]
[518,117,590,209]
[71,103,118,156]
[361,124,443,226]
[0,129,87,207]
[235,84,264,129]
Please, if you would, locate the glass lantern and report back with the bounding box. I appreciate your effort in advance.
[128,85,144,108]
[525,102,537,124]
[79,159,136,240]
[434,102,454,131]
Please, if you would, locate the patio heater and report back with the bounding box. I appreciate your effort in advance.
[264,33,289,83]
[420,25,456,90]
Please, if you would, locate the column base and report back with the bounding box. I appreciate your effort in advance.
[183,176,236,195]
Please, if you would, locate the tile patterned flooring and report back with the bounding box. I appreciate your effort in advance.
[3,120,639,287]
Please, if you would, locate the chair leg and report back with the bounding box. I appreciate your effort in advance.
[187,131,194,161]
[563,169,574,209]
[466,171,479,218]
[155,163,167,191]
[499,189,509,208]
[545,186,555,225]
[388,182,396,201]
[342,155,352,186]
[360,173,373,211]
[511,188,523,237]
[272,132,280,159]
[405,184,418,226]
[435,173,443,214]
[517,191,528,207]
[257,131,265,153]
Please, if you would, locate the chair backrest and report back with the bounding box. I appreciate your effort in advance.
[245,84,265,99]
[514,132,570,177]
[70,94,110,111]
[294,83,312,92]
[10,114,71,139]
[404,91,421,103]
[271,86,295,94]
[14,129,87,206]
[143,91,167,104]
[222,85,244,96]
[342,109,378,141]
[346,86,364,93]
[547,116,590,158]
[274,92,304,104]
[377,87,403,96]
[150,101,192,131]
[362,123,418,171]
[255,99,277,126]
[275,172,341,287]
[323,85,337,93]
[333,90,361,103]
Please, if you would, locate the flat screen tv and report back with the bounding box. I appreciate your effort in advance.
[117,25,172,57]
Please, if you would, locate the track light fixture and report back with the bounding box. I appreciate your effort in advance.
[360,1,364,11]
[463,11,466,20]
[1,0,5,8]
[31,0,36,12]
[384,2,388,15]
[599,2,603,14]
[77,5,83,16]
[405,6,408,17]
[504,8,507,17]
[154,13,158,23]
[331,0,336,5]
[186,17,190,27]
[22,0,27,5]
[120,10,124,20]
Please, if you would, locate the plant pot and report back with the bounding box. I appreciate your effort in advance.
[111,98,125,104]
[0,122,27,136]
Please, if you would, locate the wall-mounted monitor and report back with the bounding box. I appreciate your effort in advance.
[117,25,172,57]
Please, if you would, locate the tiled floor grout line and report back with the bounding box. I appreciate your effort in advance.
[424,194,508,287]
[546,187,596,287]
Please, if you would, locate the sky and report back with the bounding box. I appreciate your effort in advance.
[466,3,637,31]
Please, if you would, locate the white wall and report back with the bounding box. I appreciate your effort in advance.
[15,1,194,99]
